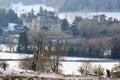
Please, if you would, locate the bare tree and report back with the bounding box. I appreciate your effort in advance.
[19,31,48,72]
[19,31,65,74]
[112,63,120,78]
[7,36,15,52]
[78,61,92,76]
[32,32,44,71]
[48,42,65,74]
[93,65,104,79]
[0,61,9,70]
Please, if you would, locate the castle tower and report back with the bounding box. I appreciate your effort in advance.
[32,18,35,30]
[37,16,41,30]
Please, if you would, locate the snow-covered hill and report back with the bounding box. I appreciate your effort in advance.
[11,2,55,16]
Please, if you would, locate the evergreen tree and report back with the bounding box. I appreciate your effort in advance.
[71,25,80,36]
[73,16,82,25]
[0,28,3,36]
[0,9,20,25]
[17,31,28,53]
[39,7,44,16]
[7,9,19,23]
[61,19,69,31]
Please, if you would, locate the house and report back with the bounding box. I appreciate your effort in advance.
[22,10,61,31]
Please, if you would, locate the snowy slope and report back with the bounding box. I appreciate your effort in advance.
[11,2,55,16]
[0,68,63,79]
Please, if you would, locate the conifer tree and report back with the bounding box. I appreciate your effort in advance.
[17,31,28,53]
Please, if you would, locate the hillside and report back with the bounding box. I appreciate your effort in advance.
[60,0,120,12]
[1,0,120,12]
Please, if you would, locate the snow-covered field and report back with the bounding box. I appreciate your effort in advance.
[0,52,33,69]
[0,52,119,75]
[61,61,118,75]
[0,52,33,59]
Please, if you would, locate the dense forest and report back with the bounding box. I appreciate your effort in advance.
[1,0,120,12]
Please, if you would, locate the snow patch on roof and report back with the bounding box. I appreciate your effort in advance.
[7,23,17,31]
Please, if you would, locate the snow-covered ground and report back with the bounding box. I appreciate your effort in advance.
[62,57,119,75]
[0,52,119,75]
[0,68,62,79]
[61,61,118,75]
[0,52,33,69]
[64,57,113,61]
[0,52,33,59]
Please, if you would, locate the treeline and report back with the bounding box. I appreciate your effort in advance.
[61,14,120,38]
[66,38,111,58]
[70,15,120,38]
[61,14,120,59]
[0,9,21,26]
